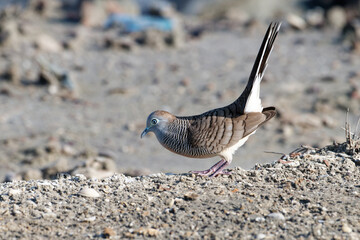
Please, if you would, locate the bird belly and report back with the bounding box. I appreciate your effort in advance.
[219,135,250,162]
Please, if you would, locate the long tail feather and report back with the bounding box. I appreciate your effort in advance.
[233,22,281,113]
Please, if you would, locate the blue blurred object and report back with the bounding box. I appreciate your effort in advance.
[104,14,173,33]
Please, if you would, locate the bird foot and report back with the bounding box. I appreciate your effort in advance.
[190,169,214,176]
[209,169,231,178]
[190,159,230,177]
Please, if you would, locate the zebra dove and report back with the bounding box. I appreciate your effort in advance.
[141,22,280,177]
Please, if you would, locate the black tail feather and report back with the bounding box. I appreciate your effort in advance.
[233,22,281,113]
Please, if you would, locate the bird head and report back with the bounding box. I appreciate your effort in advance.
[141,110,175,138]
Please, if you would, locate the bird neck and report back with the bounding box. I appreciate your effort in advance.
[155,118,189,153]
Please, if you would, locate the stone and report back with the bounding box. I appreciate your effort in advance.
[267,212,285,221]
[0,20,19,47]
[22,168,43,181]
[287,13,307,30]
[305,8,325,27]
[78,187,101,198]
[42,158,69,179]
[327,7,346,29]
[35,34,62,52]
[342,223,352,233]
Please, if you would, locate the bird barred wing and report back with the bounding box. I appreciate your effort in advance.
[187,107,276,153]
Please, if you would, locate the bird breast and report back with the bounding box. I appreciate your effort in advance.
[156,119,216,159]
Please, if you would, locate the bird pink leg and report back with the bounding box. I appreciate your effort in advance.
[190,159,226,176]
[191,159,231,177]
[209,161,231,177]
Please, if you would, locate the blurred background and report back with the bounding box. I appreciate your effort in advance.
[0,0,359,181]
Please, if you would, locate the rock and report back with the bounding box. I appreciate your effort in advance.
[71,155,116,179]
[179,77,190,87]
[8,188,22,196]
[281,125,294,137]
[312,224,322,238]
[0,20,19,47]
[135,227,159,237]
[248,214,265,222]
[30,0,46,15]
[321,116,336,128]
[341,159,356,172]
[124,122,137,132]
[123,168,151,177]
[341,21,358,51]
[78,187,101,198]
[184,192,199,201]
[287,13,307,30]
[73,168,114,180]
[81,216,97,222]
[3,172,22,182]
[165,198,175,207]
[168,18,185,48]
[4,61,21,85]
[107,87,133,95]
[222,6,250,24]
[135,29,166,49]
[62,144,77,155]
[104,35,138,51]
[0,87,12,96]
[42,158,69,179]
[35,34,62,52]
[80,0,107,27]
[295,114,323,129]
[320,76,336,82]
[38,68,58,86]
[37,58,78,95]
[62,27,88,51]
[22,168,43,181]
[82,0,139,27]
[267,212,285,221]
[256,233,267,239]
[102,227,116,238]
[327,6,346,29]
[342,223,352,233]
[305,7,325,27]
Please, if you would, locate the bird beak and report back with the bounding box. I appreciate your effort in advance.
[141,128,149,138]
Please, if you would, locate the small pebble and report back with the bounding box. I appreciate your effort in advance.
[256,233,266,239]
[78,187,101,198]
[287,14,307,30]
[82,216,97,222]
[342,223,352,233]
[8,189,21,196]
[103,227,116,238]
[184,192,199,201]
[267,212,285,221]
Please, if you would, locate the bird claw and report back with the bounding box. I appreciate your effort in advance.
[190,169,214,176]
[190,159,231,177]
[209,170,231,178]
[191,169,231,177]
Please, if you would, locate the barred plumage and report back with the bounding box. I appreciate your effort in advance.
[141,22,281,177]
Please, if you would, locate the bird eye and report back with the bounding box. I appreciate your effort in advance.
[151,118,158,125]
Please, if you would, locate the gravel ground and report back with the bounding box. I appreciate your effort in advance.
[0,142,359,239]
